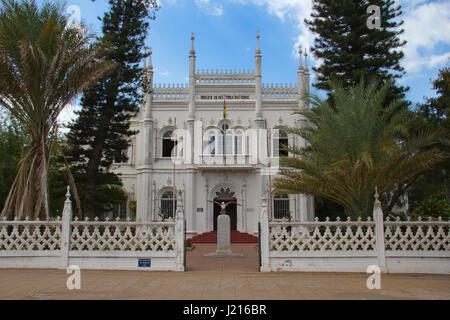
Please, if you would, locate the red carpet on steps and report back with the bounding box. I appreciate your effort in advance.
[189,231,258,243]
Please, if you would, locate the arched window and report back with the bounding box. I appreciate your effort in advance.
[273,130,288,157]
[217,120,232,155]
[159,190,177,220]
[162,130,176,158]
[234,129,244,155]
[273,193,290,219]
[207,134,216,156]
[113,198,128,221]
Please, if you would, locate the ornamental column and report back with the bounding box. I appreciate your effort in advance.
[254,31,264,129]
[188,32,196,121]
[297,47,305,109]
[297,47,310,110]
[297,48,313,221]
[185,33,197,233]
[241,183,247,232]
[136,50,154,222]
[303,50,310,100]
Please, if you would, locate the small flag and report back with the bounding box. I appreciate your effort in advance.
[223,99,227,120]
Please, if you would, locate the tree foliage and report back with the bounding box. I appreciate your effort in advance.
[408,66,450,209]
[305,0,408,104]
[0,114,28,211]
[65,0,158,219]
[273,80,446,217]
[0,0,114,220]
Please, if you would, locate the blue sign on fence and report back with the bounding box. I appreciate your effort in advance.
[138,258,151,268]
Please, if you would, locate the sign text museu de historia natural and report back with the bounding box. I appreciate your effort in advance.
[200,95,250,100]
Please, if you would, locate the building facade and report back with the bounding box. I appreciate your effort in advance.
[111,33,314,237]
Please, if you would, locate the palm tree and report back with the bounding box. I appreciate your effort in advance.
[0,0,114,220]
[273,79,446,218]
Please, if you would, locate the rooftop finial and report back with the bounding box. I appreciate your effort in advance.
[148,47,153,69]
[374,186,382,206]
[298,46,303,69]
[65,185,71,201]
[190,32,195,56]
[256,30,261,55]
[304,49,308,70]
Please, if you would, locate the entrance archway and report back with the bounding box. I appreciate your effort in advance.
[208,184,242,232]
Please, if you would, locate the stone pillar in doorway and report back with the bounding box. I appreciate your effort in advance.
[240,183,247,232]
[203,180,209,233]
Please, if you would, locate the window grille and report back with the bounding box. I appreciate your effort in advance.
[273,194,290,219]
[158,190,177,220]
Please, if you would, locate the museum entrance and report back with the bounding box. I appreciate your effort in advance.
[213,197,237,231]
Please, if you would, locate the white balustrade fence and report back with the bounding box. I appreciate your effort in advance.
[259,198,450,274]
[0,188,185,271]
[151,78,299,99]
[262,83,298,99]
[153,84,189,100]
[0,219,62,252]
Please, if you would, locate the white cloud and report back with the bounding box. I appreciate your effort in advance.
[195,0,224,16]
[156,0,177,7]
[211,5,224,16]
[400,1,450,73]
[230,0,315,62]
[231,0,450,74]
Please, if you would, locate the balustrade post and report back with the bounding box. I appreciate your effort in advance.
[61,186,73,268]
[175,208,185,271]
[373,188,386,271]
[260,197,271,272]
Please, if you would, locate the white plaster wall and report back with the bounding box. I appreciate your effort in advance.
[267,256,450,274]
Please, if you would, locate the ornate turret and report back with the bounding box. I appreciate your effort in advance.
[297,47,310,109]
[188,32,196,120]
[303,49,310,97]
[254,31,263,128]
[144,48,154,120]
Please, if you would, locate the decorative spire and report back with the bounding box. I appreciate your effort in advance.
[148,47,153,70]
[65,185,71,201]
[255,30,261,56]
[374,186,380,204]
[190,32,195,56]
[304,49,308,70]
[298,46,303,70]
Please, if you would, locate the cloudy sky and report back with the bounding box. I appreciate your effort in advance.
[57,0,449,124]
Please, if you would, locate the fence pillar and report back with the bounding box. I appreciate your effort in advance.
[260,197,271,272]
[175,208,185,271]
[373,188,386,271]
[61,186,73,269]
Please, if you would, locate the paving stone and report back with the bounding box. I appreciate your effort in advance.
[0,244,449,299]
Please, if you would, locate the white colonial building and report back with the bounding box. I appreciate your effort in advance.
[111,32,314,237]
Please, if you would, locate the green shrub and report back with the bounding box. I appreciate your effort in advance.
[413,198,450,219]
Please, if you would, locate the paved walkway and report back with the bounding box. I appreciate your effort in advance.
[0,244,449,300]
[187,243,259,272]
